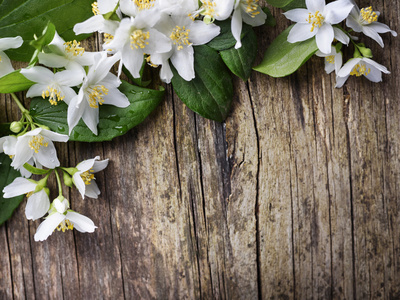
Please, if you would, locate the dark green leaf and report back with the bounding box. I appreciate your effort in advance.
[253,26,318,77]
[0,124,12,138]
[263,7,276,27]
[0,70,34,93]
[30,80,165,142]
[220,28,257,81]
[28,22,56,66]
[171,45,233,122]
[0,0,94,62]
[207,20,252,51]
[267,0,306,9]
[0,154,24,226]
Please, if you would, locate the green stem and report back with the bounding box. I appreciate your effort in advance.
[11,93,34,126]
[54,169,63,196]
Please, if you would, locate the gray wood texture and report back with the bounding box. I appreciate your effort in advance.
[1,1,399,299]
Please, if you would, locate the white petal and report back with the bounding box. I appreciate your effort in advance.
[81,107,99,135]
[34,140,60,169]
[92,158,109,173]
[34,213,65,242]
[345,14,363,32]
[11,137,34,169]
[241,7,267,26]
[0,51,14,77]
[365,67,382,82]
[171,47,194,81]
[283,9,310,23]
[335,75,349,88]
[54,69,83,86]
[3,177,36,198]
[287,23,316,43]
[363,58,390,74]
[103,88,130,107]
[368,22,397,36]
[20,66,54,84]
[73,173,86,199]
[25,189,50,220]
[315,23,334,54]
[84,181,101,198]
[337,58,361,77]
[189,22,220,45]
[40,129,69,142]
[73,15,104,35]
[0,36,23,51]
[325,0,353,24]
[66,211,97,233]
[38,53,69,68]
[25,84,47,98]
[121,46,144,78]
[68,94,85,134]
[307,0,325,12]
[333,27,350,45]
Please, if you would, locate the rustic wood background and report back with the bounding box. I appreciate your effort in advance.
[1,1,399,299]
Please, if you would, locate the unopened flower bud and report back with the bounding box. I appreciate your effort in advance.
[10,121,23,133]
[63,171,73,187]
[358,46,373,58]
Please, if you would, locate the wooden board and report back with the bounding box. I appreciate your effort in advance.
[1,2,399,299]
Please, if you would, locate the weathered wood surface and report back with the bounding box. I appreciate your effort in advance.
[1,1,400,299]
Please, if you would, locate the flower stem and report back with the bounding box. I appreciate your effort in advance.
[54,169,63,196]
[10,93,34,125]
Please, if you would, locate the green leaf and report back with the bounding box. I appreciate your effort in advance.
[263,7,276,27]
[0,0,94,62]
[29,80,165,142]
[171,45,233,122]
[253,26,318,77]
[266,0,306,9]
[0,154,24,226]
[220,28,258,81]
[23,163,51,175]
[0,70,34,93]
[207,20,252,51]
[28,22,56,66]
[0,124,12,138]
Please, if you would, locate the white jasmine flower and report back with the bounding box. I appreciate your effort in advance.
[34,196,97,242]
[106,13,171,78]
[3,177,50,220]
[0,36,23,77]
[152,14,220,82]
[67,53,130,135]
[346,3,397,48]
[231,0,267,49]
[284,0,354,54]
[0,135,34,177]
[21,66,83,105]
[38,32,96,75]
[73,0,120,36]
[11,128,69,170]
[316,46,342,74]
[335,57,390,88]
[192,0,235,23]
[119,0,158,17]
[72,156,109,199]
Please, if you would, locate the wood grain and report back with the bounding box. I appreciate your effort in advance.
[1,1,400,298]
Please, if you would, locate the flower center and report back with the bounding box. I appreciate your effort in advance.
[350,63,371,77]
[170,26,191,50]
[42,86,65,105]
[64,40,85,56]
[307,11,324,32]
[145,55,158,68]
[57,219,74,232]
[92,2,100,15]
[81,168,95,185]
[242,0,260,18]
[130,30,150,50]
[326,55,335,64]
[29,135,48,153]
[104,33,114,44]
[134,0,155,11]
[87,85,109,108]
[360,6,378,24]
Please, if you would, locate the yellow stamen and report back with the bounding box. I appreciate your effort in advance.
[145,55,158,68]
[130,30,150,50]
[350,63,371,77]
[87,85,109,108]
[243,0,260,18]
[28,136,48,153]
[64,41,85,56]
[26,191,34,198]
[57,219,74,232]
[134,0,155,11]
[326,55,335,64]
[104,33,114,44]
[81,168,95,185]
[360,6,378,24]
[42,86,65,105]
[170,26,191,50]
[92,2,100,15]
[307,11,324,32]
[201,1,216,21]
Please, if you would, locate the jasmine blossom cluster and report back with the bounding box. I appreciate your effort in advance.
[284,0,396,87]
